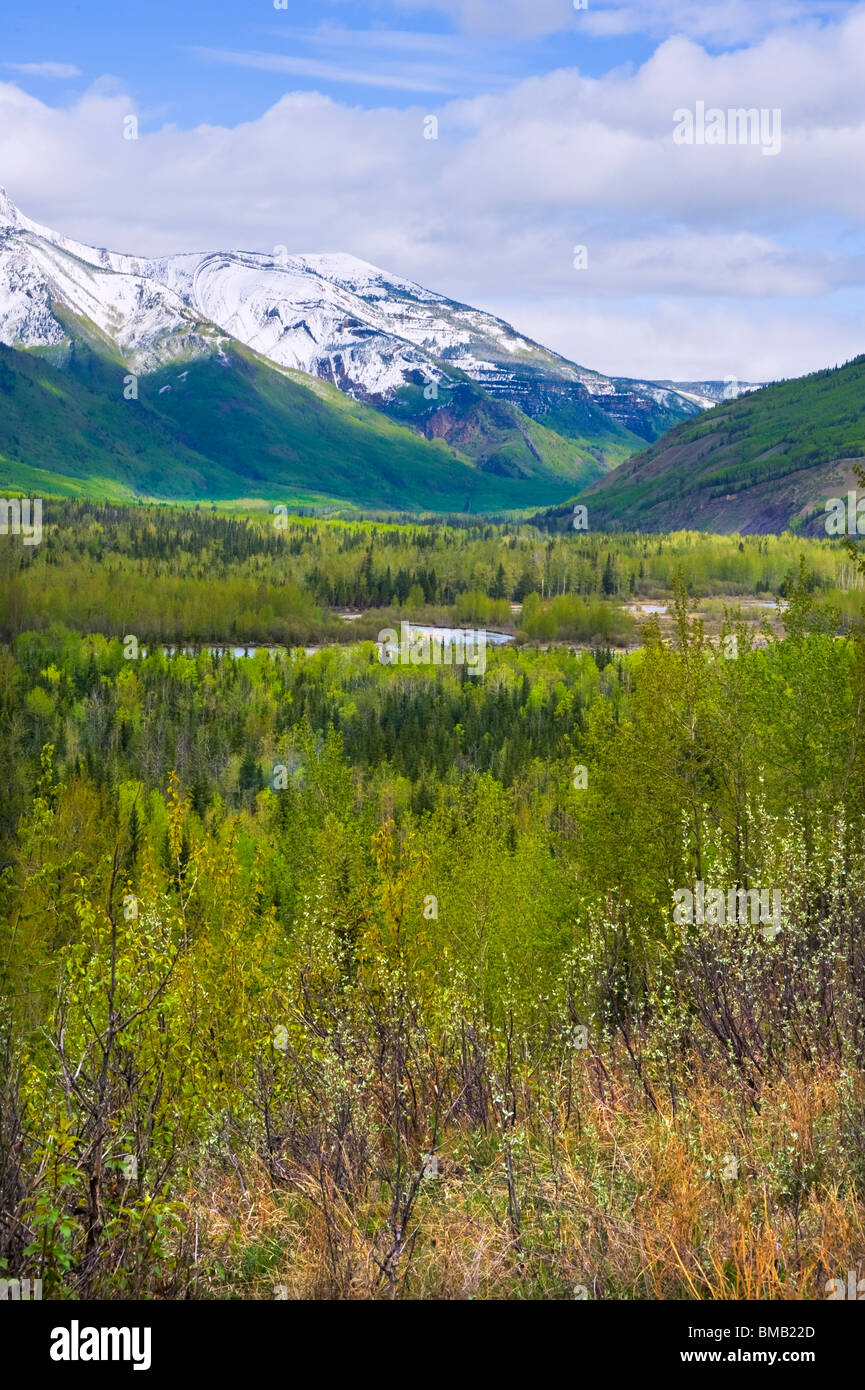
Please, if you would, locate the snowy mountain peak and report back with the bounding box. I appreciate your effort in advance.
[0,190,610,391]
[0,187,21,227]
[0,191,216,368]
[0,191,711,435]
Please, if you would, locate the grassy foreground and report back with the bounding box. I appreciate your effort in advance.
[198,1065,865,1301]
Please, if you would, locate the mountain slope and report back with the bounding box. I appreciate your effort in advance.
[91,237,706,439]
[0,188,710,467]
[0,189,217,370]
[0,311,592,511]
[550,355,865,534]
[0,187,764,512]
[0,189,614,507]
[133,244,705,448]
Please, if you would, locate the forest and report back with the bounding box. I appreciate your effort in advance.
[1,502,864,1299]
[1,499,862,646]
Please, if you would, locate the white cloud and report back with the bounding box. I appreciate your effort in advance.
[358,0,852,41]
[191,46,480,95]
[267,25,479,57]
[352,0,583,38]
[1,6,864,379]
[3,61,83,79]
[494,295,865,380]
[578,0,850,43]
[191,25,512,96]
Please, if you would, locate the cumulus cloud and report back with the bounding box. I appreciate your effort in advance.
[1,6,864,378]
[496,294,865,381]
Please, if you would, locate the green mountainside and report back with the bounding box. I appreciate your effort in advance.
[555,356,865,534]
[0,325,598,513]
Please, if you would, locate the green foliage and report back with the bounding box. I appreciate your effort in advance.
[1,510,865,1298]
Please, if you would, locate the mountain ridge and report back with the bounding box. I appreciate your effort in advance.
[536,355,865,535]
[0,188,769,514]
[0,188,726,446]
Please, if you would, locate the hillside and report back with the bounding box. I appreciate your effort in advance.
[0,316,593,512]
[551,356,865,534]
[0,187,708,441]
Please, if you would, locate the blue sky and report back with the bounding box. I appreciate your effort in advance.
[1,0,660,123]
[0,0,862,381]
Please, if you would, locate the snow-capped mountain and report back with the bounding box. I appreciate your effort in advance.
[0,188,222,369]
[0,188,716,437]
[112,247,710,431]
[651,378,766,409]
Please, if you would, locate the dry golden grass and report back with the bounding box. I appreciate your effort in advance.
[187,1061,865,1300]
